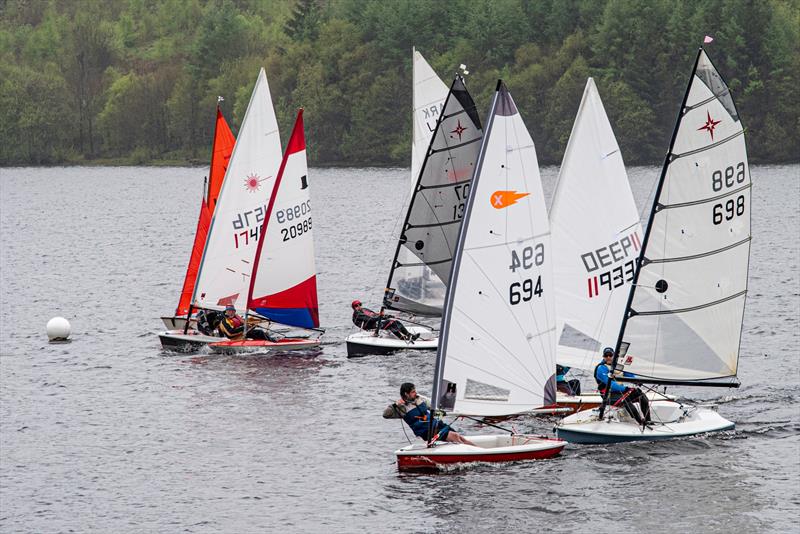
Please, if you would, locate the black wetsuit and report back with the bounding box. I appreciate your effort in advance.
[352,307,411,340]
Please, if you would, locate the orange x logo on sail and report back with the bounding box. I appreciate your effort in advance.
[491,190,530,209]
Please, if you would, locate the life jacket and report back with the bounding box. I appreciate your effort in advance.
[219,316,245,340]
[402,400,431,438]
[594,362,609,394]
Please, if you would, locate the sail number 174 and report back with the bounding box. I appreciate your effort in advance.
[508,244,544,305]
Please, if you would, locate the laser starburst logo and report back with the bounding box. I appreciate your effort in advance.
[244,173,268,192]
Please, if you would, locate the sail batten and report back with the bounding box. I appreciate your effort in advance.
[611,48,751,384]
[383,73,483,316]
[431,81,556,417]
[387,50,452,317]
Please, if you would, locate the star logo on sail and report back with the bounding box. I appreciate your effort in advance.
[697,111,721,140]
[244,173,268,192]
[450,120,467,141]
[491,190,530,209]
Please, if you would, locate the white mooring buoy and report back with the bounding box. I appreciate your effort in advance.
[46,317,71,342]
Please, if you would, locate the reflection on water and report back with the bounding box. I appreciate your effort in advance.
[0,165,797,532]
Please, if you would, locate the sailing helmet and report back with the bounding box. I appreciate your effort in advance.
[351,299,362,309]
[224,304,236,312]
[603,347,614,356]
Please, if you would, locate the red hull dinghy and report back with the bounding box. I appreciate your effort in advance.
[209,337,319,354]
[396,435,564,471]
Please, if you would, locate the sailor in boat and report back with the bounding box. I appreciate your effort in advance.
[383,383,475,445]
[556,364,581,396]
[351,300,419,341]
[218,305,275,341]
[595,347,651,426]
[196,309,223,336]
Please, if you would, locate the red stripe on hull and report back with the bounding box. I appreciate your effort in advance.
[396,444,564,471]
[588,277,593,298]
[593,276,599,296]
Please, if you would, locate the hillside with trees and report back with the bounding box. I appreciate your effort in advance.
[1,0,797,166]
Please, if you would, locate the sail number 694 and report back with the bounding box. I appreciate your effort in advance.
[510,277,543,304]
[509,243,544,272]
[508,244,545,304]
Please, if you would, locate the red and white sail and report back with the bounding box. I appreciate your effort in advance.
[247,110,318,329]
[192,68,282,313]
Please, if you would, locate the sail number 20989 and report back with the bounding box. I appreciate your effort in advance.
[508,244,544,305]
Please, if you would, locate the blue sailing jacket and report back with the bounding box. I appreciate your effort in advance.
[594,361,631,394]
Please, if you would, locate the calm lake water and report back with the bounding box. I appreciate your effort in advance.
[1,165,798,533]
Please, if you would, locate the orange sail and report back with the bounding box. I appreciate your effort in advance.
[207,106,236,211]
[175,107,236,316]
[176,199,211,316]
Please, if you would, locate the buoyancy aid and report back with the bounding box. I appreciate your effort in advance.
[219,315,245,340]
[402,400,431,438]
[595,362,608,394]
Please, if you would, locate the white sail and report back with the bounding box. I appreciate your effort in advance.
[432,82,557,417]
[411,48,449,183]
[619,49,751,382]
[248,110,318,329]
[192,68,282,313]
[384,76,483,316]
[550,78,643,371]
[390,49,451,316]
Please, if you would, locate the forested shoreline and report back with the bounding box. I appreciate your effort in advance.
[1,0,797,167]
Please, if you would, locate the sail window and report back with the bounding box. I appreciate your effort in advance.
[464,379,510,402]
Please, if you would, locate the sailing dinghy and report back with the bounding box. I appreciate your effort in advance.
[346,51,482,356]
[395,81,566,470]
[160,69,319,353]
[556,47,750,443]
[209,109,322,354]
[161,105,236,331]
[548,78,666,412]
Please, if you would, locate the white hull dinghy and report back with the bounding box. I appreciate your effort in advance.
[396,434,564,471]
[158,329,222,351]
[555,400,734,444]
[554,390,674,414]
[559,46,752,444]
[345,325,437,357]
[160,315,195,330]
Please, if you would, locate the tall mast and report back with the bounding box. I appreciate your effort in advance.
[430,79,502,416]
[601,47,743,415]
